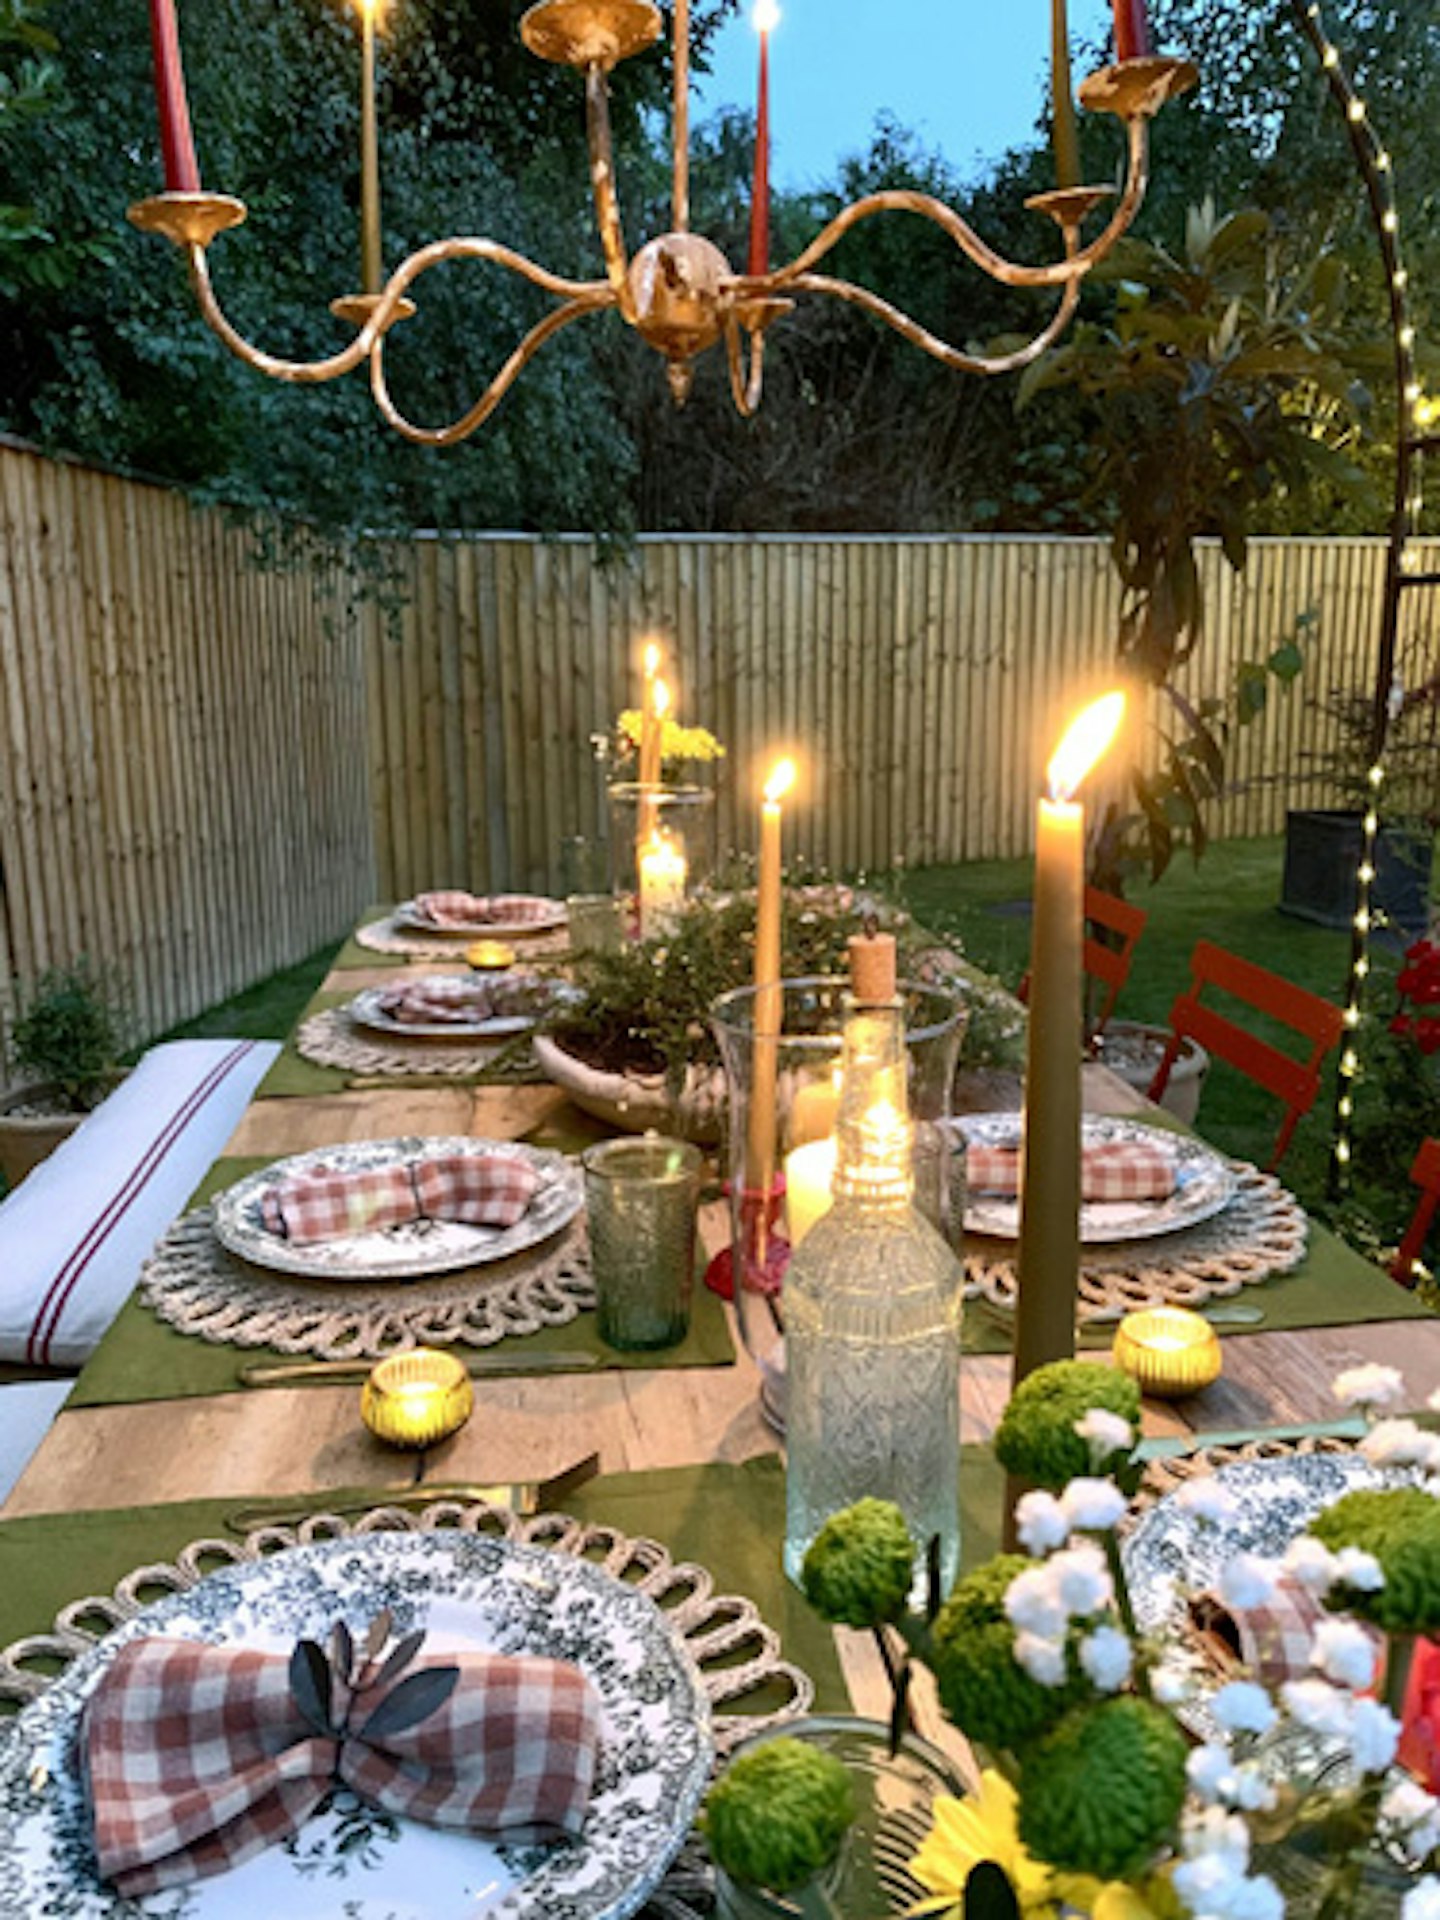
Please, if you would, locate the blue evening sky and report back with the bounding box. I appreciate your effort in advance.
[693,0,1118,190]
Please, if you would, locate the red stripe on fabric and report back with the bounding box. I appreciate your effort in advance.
[25,1043,258,1366]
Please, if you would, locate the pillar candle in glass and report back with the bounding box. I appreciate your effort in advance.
[637,829,687,939]
[1013,691,1125,1387]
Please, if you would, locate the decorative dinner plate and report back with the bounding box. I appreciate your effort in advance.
[393,897,569,938]
[1124,1452,1410,1739]
[0,1530,713,1919]
[348,976,563,1040]
[212,1138,583,1281]
[953,1113,1237,1244]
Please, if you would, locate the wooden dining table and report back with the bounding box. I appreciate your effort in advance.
[6,934,1440,1723]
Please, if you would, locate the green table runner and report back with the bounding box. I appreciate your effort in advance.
[0,1457,847,1722]
[255,986,547,1099]
[67,1155,734,1410]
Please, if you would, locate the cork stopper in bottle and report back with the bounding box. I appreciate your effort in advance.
[847,929,897,1004]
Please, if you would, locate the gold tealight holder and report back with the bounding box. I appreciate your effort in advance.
[1112,1306,1222,1400]
[466,939,517,971]
[360,1349,474,1449]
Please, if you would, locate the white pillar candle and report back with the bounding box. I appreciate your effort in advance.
[637,831,687,939]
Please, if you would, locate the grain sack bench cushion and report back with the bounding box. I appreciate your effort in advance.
[0,1038,278,1370]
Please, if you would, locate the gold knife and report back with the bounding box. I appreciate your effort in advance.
[237,1350,600,1388]
[224,1452,603,1533]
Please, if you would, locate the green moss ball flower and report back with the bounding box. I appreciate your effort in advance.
[1016,1697,1186,1882]
[995,1362,1142,1493]
[1310,1487,1440,1635]
[928,1555,1084,1751]
[701,1737,856,1893]
[801,1499,916,1629]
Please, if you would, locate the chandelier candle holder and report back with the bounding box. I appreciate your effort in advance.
[130,0,1194,440]
[1013,691,1126,1388]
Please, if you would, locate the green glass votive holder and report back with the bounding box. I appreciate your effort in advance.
[581,1135,702,1350]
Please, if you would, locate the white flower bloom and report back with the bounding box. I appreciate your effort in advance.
[1335,1546,1387,1592]
[1078,1624,1132,1692]
[1212,1680,1278,1737]
[1013,1630,1068,1687]
[1225,1873,1285,1920]
[1404,1876,1440,1920]
[1173,1853,1245,1917]
[1174,1476,1242,1525]
[1429,1388,1440,1413]
[1311,1617,1380,1691]
[1014,1489,1071,1556]
[1227,1765,1279,1814]
[1182,1805,1251,1867]
[1059,1476,1128,1533]
[1383,1782,1440,1862]
[1283,1536,1340,1593]
[1219,1551,1280,1611]
[1003,1563,1067,1641]
[1333,1363,1406,1412]
[1280,1677,1354,1740]
[1050,1541,1113,1617]
[1360,1418,1440,1471]
[1152,1663,1193,1706]
[1075,1407,1134,1465]
[1187,1744,1236,1805]
[1349,1697,1401,1775]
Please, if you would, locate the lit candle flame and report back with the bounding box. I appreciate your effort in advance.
[653,678,671,720]
[355,0,385,22]
[642,640,661,678]
[754,0,781,32]
[763,757,797,806]
[1047,691,1125,803]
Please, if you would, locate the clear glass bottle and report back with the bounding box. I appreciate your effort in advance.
[782,994,964,1596]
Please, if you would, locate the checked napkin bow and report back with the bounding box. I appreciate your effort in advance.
[81,1613,601,1897]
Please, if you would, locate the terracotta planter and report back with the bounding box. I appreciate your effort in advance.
[531,1034,725,1143]
[1095,1020,1210,1127]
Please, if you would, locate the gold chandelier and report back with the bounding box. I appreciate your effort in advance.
[129,0,1195,445]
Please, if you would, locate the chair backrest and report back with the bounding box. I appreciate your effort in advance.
[1019,887,1150,1035]
[1148,939,1345,1170]
[1392,1136,1440,1285]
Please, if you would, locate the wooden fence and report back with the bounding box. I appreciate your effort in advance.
[3,438,1435,1042]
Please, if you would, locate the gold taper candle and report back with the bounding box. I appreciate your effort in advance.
[357,0,383,295]
[1013,692,1125,1387]
[745,756,797,1193]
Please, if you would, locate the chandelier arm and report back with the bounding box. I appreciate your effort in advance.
[786,270,1083,376]
[723,315,766,418]
[186,239,610,385]
[369,292,615,447]
[584,63,635,320]
[760,118,1148,294]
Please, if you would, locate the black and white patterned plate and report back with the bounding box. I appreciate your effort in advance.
[0,1531,713,1919]
[211,1138,583,1282]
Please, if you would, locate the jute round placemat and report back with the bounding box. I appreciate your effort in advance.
[0,1499,815,1919]
[294,1006,541,1082]
[964,1159,1308,1321]
[140,1211,596,1358]
[355,916,570,961]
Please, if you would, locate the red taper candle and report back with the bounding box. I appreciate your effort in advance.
[746,2,778,278]
[147,0,201,192]
[1113,0,1153,62]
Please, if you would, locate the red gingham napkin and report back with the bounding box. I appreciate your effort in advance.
[967,1139,1177,1202]
[413,1151,539,1228]
[377,977,502,1025]
[82,1636,601,1897]
[260,1151,538,1243]
[411,892,556,930]
[1188,1576,1383,1689]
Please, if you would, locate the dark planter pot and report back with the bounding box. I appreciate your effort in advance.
[1280,809,1434,939]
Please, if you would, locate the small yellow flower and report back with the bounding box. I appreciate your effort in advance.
[615,710,725,764]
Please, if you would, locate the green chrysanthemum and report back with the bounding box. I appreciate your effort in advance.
[1309,1486,1440,1635]
[1017,1697,1187,1882]
[928,1555,1085,1751]
[802,1499,917,1629]
[994,1362,1142,1492]
[701,1738,856,1894]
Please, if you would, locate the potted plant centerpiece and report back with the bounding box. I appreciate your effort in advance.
[1,958,132,1185]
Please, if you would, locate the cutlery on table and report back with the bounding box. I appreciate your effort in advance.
[224,1451,602,1534]
[237,1349,600,1388]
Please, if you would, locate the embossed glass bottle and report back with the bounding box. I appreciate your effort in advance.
[782,992,963,1594]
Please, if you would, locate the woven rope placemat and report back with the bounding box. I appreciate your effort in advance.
[1135,1430,1357,1514]
[0,1498,814,1919]
[295,1006,540,1081]
[355,916,570,961]
[140,1211,595,1358]
[964,1160,1308,1322]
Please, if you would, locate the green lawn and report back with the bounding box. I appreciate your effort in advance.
[155,943,337,1047]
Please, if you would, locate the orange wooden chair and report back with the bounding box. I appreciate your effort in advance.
[1019,887,1150,1036]
[1146,939,1346,1171]
[1391,1137,1440,1286]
